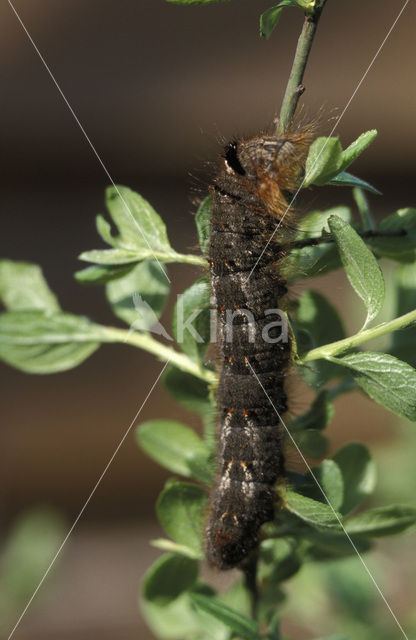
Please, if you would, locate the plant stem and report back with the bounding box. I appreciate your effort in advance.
[242,552,259,620]
[79,251,207,268]
[171,252,207,267]
[289,227,407,250]
[98,325,217,384]
[98,308,416,383]
[302,309,416,363]
[278,0,328,134]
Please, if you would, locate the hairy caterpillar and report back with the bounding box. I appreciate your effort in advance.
[205,127,313,569]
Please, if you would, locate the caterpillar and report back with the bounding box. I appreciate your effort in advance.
[205,127,314,570]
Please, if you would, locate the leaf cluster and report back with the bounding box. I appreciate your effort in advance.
[1,128,416,639]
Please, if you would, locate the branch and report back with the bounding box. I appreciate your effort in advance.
[278,0,328,134]
[242,552,259,620]
[288,227,407,250]
[98,325,217,384]
[301,309,416,363]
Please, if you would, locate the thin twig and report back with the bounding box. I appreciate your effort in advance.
[278,0,328,134]
[97,325,217,384]
[302,308,416,363]
[287,227,407,250]
[242,552,260,620]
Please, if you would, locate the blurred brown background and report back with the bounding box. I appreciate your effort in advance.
[1,0,416,638]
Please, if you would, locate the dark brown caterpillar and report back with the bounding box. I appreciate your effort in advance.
[205,128,313,570]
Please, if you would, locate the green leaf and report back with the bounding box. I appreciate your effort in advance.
[260,1,297,39]
[74,263,135,284]
[303,529,371,560]
[345,505,416,537]
[157,481,208,556]
[289,206,351,280]
[136,420,212,483]
[79,186,181,267]
[295,290,345,387]
[292,429,329,458]
[220,579,252,619]
[328,171,381,195]
[96,212,116,245]
[306,460,344,511]
[390,263,416,367]
[163,364,213,414]
[290,390,335,431]
[195,195,212,256]
[295,291,345,350]
[338,130,378,173]
[284,490,342,530]
[79,247,152,265]
[0,508,65,627]
[259,538,302,584]
[0,260,60,312]
[78,246,202,267]
[141,590,228,640]
[297,207,352,239]
[142,553,198,605]
[329,352,416,421]
[105,185,171,252]
[332,443,376,514]
[305,131,378,189]
[369,207,416,263]
[80,186,206,269]
[0,310,101,374]
[304,137,343,187]
[190,593,259,640]
[296,0,316,7]
[328,215,385,328]
[173,277,211,362]
[150,538,201,559]
[106,260,169,329]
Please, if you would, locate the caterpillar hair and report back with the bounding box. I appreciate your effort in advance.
[205,125,314,570]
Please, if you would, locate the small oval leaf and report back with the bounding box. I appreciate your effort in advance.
[328,215,385,328]
[295,289,345,387]
[290,390,335,432]
[345,505,416,537]
[0,260,60,312]
[306,459,344,512]
[157,481,208,554]
[328,171,381,195]
[136,419,211,482]
[106,260,169,329]
[195,195,212,256]
[304,137,343,187]
[190,593,259,640]
[172,277,211,362]
[339,130,378,173]
[0,310,100,374]
[292,429,329,458]
[284,490,342,530]
[329,352,416,422]
[142,553,198,605]
[162,364,213,414]
[332,443,376,514]
[260,1,296,39]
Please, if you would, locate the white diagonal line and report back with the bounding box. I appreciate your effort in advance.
[8,0,170,284]
[246,0,411,282]
[246,359,409,640]
[6,360,170,640]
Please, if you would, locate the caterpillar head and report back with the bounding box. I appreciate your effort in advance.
[221,132,313,211]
